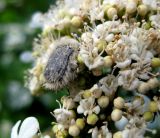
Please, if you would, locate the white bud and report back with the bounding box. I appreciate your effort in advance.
[126,1,137,14]
[105,33,114,42]
[137,4,148,16]
[114,97,125,109]
[107,7,117,20]
[111,109,122,121]
[103,56,113,67]
[69,125,80,137]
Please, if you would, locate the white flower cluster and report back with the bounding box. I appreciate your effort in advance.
[23,0,160,137]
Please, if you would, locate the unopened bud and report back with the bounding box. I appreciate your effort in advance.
[111,109,122,121]
[114,97,125,109]
[87,114,99,125]
[97,96,109,108]
[69,125,80,137]
[76,118,85,130]
[149,101,158,112]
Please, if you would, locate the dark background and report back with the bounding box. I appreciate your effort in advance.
[0,0,64,137]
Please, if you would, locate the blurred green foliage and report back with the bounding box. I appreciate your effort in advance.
[0,0,66,137]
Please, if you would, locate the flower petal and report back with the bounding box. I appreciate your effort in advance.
[18,117,39,138]
[11,120,21,138]
[77,105,84,114]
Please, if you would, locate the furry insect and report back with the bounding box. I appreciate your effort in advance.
[43,38,79,90]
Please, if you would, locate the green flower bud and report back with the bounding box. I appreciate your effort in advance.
[113,131,122,138]
[144,22,151,30]
[149,101,158,112]
[76,118,85,130]
[83,90,92,99]
[151,58,160,67]
[87,114,99,125]
[143,111,153,122]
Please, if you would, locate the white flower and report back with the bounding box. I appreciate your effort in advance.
[11,117,39,138]
[118,69,140,91]
[89,124,112,138]
[98,75,118,97]
[53,108,74,127]
[29,12,44,28]
[122,116,148,138]
[77,97,100,116]
[150,14,160,29]
[80,37,105,70]
[142,0,158,10]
